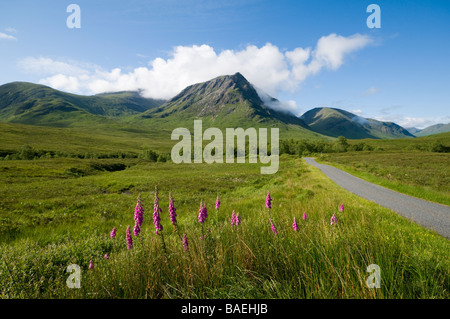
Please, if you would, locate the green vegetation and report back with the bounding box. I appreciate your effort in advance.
[0,82,164,126]
[414,123,450,137]
[300,107,414,139]
[0,155,448,298]
[319,151,450,206]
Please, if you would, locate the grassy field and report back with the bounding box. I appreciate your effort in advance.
[319,151,450,206]
[0,154,448,298]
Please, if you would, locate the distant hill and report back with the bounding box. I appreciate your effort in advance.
[406,127,422,135]
[300,107,414,139]
[0,77,430,141]
[0,82,165,126]
[136,72,322,138]
[414,123,450,137]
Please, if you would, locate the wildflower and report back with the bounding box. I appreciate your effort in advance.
[126,225,133,249]
[270,219,277,235]
[89,260,94,270]
[104,254,109,260]
[292,218,298,231]
[198,201,208,224]
[303,212,307,220]
[169,193,177,227]
[339,204,344,212]
[182,233,189,251]
[133,223,140,237]
[110,227,116,239]
[134,194,145,228]
[230,210,236,226]
[153,188,163,235]
[215,196,220,210]
[266,191,272,209]
[330,213,338,226]
[235,213,240,226]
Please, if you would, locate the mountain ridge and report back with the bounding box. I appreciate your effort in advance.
[138,72,311,129]
[301,107,414,139]
[0,75,420,140]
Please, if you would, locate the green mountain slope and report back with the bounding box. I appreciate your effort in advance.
[300,107,414,139]
[0,82,165,126]
[415,123,450,137]
[136,73,324,139]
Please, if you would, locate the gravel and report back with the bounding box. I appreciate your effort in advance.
[304,157,450,239]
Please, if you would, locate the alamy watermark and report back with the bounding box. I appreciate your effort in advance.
[366,264,381,288]
[66,4,81,29]
[66,264,81,288]
[171,120,279,174]
[367,4,381,29]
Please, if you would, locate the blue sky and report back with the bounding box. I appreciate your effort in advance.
[1,0,449,128]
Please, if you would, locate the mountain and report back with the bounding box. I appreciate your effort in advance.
[0,82,165,126]
[300,107,414,139]
[406,127,422,135]
[414,123,450,137]
[137,72,321,138]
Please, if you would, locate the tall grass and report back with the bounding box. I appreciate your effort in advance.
[1,156,447,298]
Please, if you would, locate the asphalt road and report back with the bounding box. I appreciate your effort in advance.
[303,157,450,239]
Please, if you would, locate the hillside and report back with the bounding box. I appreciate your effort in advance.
[414,123,450,137]
[0,82,165,126]
[300,107,414,139]
[136,72,323,139]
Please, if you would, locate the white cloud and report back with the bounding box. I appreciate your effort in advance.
[20,33,372,102]
[351,109,364,116]
[5,27,18,34]
[19,57,96,77]
[363,87,380,96]
[374,115,450,129]
[0,32,17,41]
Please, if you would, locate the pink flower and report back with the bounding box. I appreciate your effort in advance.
[133,223,140,237]
[134,195,145,228]
[339,204,344,212]
[330,213,338,226]
[266,191,272,209]
[292,218,298,231]
[153,188,163,235]
[182,233,189,251]
[104,254,109,260]
[126,225,133,249]
[89,260,94,270]
[270,219,277,235]
[110,227,116,239]
[230,211,241,227]
[231,210,236,227]
[169,193,177,227]
[198,201,208,224]
[303,212,307,220]
[215,196,220,210]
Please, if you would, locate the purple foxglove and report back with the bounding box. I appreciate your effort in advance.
[330,213,338,226]
[292,218,298,231]
[110,227,116,239]
[153,188,163,235]
[126,225,133,249]
[169,193,177,227]
[215,196,220,210]
[266,191,272,209]
[270,219,277,235]
[182,233,189,251]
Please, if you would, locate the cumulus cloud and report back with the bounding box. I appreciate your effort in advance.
[20,33,372,101]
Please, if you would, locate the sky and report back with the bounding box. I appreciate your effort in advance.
[1,0,449,128]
